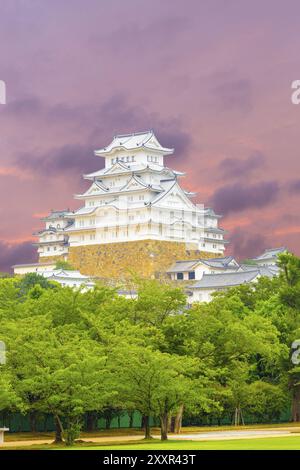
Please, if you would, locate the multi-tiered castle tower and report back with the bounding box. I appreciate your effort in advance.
[35,131,227,279]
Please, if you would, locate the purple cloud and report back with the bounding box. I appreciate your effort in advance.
[288,179,300,194]
[229,229,267,260]
[218,151,265,179]
[211,180,280,215]
[13,94,192,178]
[0,241,37,273]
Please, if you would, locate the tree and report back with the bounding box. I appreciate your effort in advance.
[112,344,205,440]
[3,318,116,445]
[274,253,300,421]
[17,272,56,297]
[0,370,21,412]
[55,260,75,271]
[132,279,187,326]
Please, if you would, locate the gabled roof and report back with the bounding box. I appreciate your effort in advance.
[33,226,58,235]
[42,269,92,280]
[70,206,97,217]
[189,270,260,289]
[104,160,131,174]
[120,174,163,193]
[189,265,279,290]
[167,256,239,273]
[204,208,222,219]
[204,227,226,234]
[42,210,72,221]
[198,256,238,269]
[167,260,201,273]
[94,131,174,157]
[83,163,185,180]
[147,179,196,210]
[75,181,109,199]
[253,247,287,261]
[256,266,280,277]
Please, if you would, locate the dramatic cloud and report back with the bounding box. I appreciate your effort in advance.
[0,0,299,270]
[211,181,280,215]
[12,94,192,178]
[228,229,267,260]
[16,144,97,178]
[218,152,265,179]
[288,179,300,194]
[0,241,37,273]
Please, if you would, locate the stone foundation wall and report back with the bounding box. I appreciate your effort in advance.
[56,240,217,280]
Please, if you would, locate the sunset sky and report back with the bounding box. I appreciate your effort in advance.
[0,0,300,271]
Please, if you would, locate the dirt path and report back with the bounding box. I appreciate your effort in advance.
[1,426,300,448]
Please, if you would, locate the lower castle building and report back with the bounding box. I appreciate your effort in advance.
[17,131,228,280]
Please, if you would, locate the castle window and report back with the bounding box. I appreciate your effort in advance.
[177,273,184,280]
[188,271,195,280]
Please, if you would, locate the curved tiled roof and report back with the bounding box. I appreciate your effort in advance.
[189,270,260,289]
[94,131,174,156]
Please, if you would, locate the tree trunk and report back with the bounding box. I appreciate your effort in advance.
[233,406,244,426]
[86,412,97,432]
[129,411,134,428]
[53,415,64,443]
[105,417,112,429]
[170,416,175,433]
[174,404,184,434]
[160,413,168,441]
[29,411,37,433]
[143,415,152,439]
[291,384,300,421]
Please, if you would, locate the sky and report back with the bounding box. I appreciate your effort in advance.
[0,0,300,271]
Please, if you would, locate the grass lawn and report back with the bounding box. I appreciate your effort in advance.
[71,436,300,450]
[4,435,300,451]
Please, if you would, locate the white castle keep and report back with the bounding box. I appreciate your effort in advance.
[34,131,227,259]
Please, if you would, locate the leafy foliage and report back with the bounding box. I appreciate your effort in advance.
[1,255,300,443]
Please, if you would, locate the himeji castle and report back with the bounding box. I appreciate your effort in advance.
[30,131,228,279]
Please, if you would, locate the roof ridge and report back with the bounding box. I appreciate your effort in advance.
[202,269,258,277]
[264,247,286,252]
[114,130,152,139]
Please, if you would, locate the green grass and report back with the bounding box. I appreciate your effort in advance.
[71,436,300,450]
[5,435,300,451]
